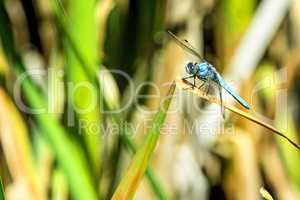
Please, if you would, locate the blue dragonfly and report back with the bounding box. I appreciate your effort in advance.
[168,31,250,118]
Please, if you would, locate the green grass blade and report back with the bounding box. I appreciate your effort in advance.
[53,5,172,198]
[104,110,171,199]
[112,83,176,200]
[0,3,97,199]
[53,3,171,197]
[95,68,172,199]
[0,177,4,200]
[23,80,98,200]
[51,168,68,200]
[121,134,170,200]
[105,112,171,200]
[52,0,102,174]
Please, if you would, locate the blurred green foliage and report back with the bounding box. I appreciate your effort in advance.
[0,0,299,200]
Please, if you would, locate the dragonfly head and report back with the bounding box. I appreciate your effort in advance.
[185,62,197,75]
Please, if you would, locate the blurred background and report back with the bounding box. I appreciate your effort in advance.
[0,0,300,199]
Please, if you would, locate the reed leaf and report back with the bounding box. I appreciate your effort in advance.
[52,0,103,174]
[120,133,171,200]
[112,82,176,200]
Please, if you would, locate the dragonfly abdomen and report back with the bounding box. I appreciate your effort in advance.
[217,75,250,109]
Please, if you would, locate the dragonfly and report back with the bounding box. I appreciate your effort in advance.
[167,30,250,118]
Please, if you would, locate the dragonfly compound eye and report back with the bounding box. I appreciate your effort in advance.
[185,62,194,74]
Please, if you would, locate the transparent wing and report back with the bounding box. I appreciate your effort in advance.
[216,79,225,118]
[167,30,204,61]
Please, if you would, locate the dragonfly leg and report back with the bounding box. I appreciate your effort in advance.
[197,80,211,96]
[182,75,196,89]
[193,76,195,88]
[198,81,205,90]
[205,79,211,95]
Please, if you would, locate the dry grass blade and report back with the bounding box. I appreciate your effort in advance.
[0,88,43,199]
[176,76,300,151]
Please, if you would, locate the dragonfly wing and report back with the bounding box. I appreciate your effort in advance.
[217,83,225,118]
[167,31,204,61]
[216,73,250,109]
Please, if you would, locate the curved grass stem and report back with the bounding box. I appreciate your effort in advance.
[176,76,300,151]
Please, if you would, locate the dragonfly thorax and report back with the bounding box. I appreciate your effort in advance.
[185,61,213,77]
[196,62,211,77]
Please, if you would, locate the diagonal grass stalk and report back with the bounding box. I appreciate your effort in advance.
[176,76,300,151]
[112,83,176,200]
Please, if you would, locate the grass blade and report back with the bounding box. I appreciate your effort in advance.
[176,76,300,151]
[0,88,43,199]
[53,5,171,197]
[112,82,176,200]
[52,0,102,174]
[51,169,68,200]
[120,133,171,200]
[53,3,171,197]
[0,3,98,199]
[0,177,4,200]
